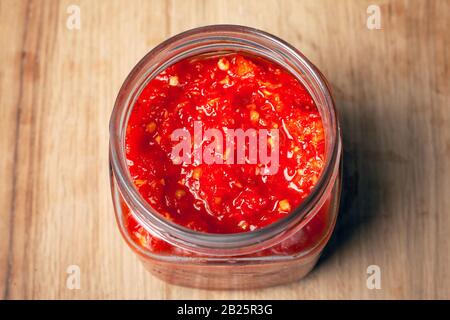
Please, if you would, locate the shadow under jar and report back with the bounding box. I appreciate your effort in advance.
[109,25,342,290]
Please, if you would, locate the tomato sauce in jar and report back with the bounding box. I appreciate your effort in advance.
[110,25,341,288]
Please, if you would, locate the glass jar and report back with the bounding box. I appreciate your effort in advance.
[109,25,342,289]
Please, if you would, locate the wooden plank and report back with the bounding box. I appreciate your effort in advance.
[0,0,29,300]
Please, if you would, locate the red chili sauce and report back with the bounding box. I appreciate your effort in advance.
[124,53,326,251]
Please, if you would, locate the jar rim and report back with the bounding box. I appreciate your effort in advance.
[109,24,342,256]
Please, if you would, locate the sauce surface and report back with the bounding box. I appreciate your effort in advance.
[125,53,325,234]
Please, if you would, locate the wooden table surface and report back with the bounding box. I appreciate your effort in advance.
[1,0,449,300]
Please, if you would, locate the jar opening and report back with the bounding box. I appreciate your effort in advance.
[110,25,341,256]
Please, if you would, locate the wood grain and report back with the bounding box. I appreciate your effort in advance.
[1,0,449,299]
